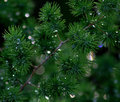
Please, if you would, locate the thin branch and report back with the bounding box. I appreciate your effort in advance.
[28,82,40,88]
[56,33,62,41]
[37,39,69,68]
[84,15,104,30]
[96,26,106,34]
[20,15,104,92]
[20,39,69,92]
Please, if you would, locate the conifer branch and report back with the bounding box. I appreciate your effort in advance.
[56,33,62,41]
[1,0,120,101]
[96,26,106,34]
[84,15,104,30]
[28,82,40,88]
[20,39,69,92]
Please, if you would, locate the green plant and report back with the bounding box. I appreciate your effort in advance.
[0,0,120,101]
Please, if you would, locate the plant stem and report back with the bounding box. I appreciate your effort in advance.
[56,33,62,41]
[20,16,104,92]
[20,39,69,92]
[84,15,104,30]
[28,82,39,88]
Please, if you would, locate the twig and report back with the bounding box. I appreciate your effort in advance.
[20,39,69,92]
[56,33,62,41]
[84,15,104,30]
[20,16,104,92]
[96,26,106,34]
[28,82,40,88]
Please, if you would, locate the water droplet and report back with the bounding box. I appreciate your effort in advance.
[89,13,92,15]
[28,36,32,40]
[32,41,35,44]
[22,25,26,29]
[98,12,101,15]
[106,32,108,35]
[5,82,8,84]
[17,42,20,44]
[6,60,8,63]
[25,13,30,18]
[7,87,10,90]
[47,51,51,54]
[17,39,20,44]
[92,25,95,28]
[4,0,8,2]
[58,49,61,51]
[103,94,107,100]
[95,19,97,21]
[70,94,75,98]
[116,31,118,33]
[55,35,57,37]
[45,96,49,100]
[35,90,38,93]
[1,77,3,80]
[53,30,58,33]
[87,51,95,61]
[76,55,78,57]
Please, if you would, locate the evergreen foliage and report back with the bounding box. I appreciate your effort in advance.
[0,87,24,102]
[67,22,99,52]
[0,0,34,25]
[39,2,65,33]
[3,26,33,75]
[68,0,93,16]
[0,0,120,102]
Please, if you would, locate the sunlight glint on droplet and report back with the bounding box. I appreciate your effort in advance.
[87,51,95,61]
